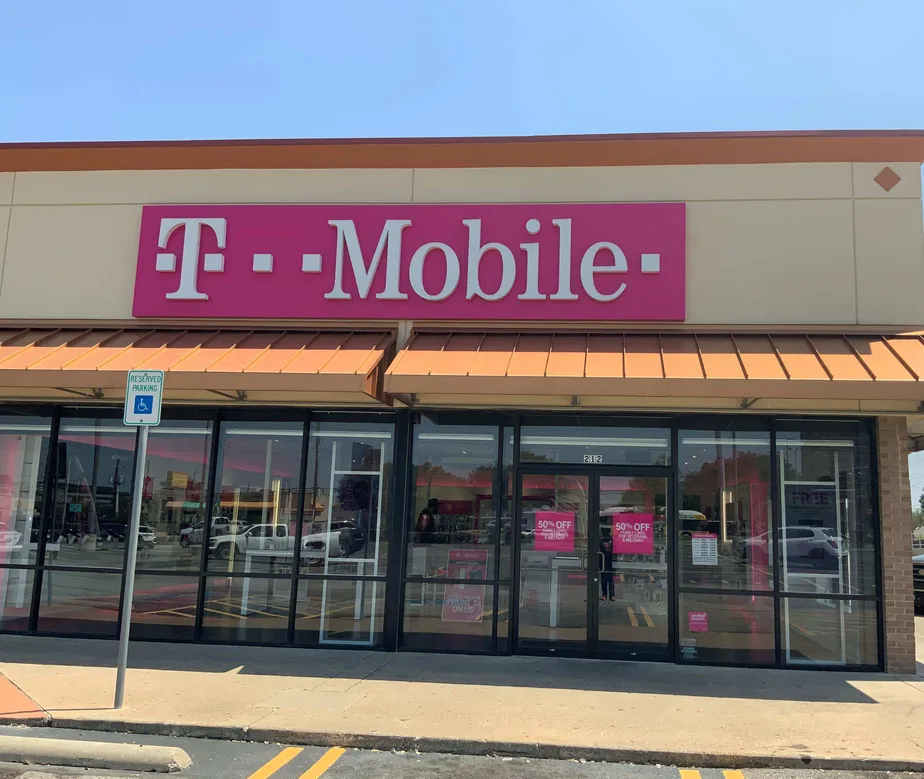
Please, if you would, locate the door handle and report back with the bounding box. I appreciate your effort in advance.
[598,551,605,570]
[580,551,590,571]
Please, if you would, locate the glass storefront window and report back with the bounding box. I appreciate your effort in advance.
[201,576,291,643]
[49,418,137,569]
[520,426,670,466]
[129,573,199,641]
[777,428,875,596]
[138,421,213,572]
[783,597,878,667]
[679,431,772,591]
[208,422,303,574]
[402,583,495,653]
[37,569,122,636]
[303,421,394,577]
[407,421,498,579]
[678,593,775,665]
[293,576,384,647]
[0,417,51,566]
[0,566,34,632]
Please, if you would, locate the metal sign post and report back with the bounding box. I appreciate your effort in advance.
[115,370,164,710]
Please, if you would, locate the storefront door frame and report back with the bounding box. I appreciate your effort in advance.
[509,462,674,660]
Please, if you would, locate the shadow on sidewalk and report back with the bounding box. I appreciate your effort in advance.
[0,634,884,704]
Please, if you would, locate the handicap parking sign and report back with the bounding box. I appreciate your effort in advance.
[124,371,164,426]
[133,394,154,415]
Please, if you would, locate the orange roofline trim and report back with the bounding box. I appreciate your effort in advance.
[2,130,924,172]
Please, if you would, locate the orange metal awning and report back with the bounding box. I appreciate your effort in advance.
[0,329,394,405]
[385,332,924,411]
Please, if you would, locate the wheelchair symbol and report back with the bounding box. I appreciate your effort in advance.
[133,394,154,415]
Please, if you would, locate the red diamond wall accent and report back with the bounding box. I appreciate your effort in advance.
[874,166,901,192]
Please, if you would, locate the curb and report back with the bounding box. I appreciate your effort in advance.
[0,734,191,774]
[28,717,924,772]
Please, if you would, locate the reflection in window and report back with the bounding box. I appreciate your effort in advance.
[302,422,394,647]
[778,431,875,597]
[407,422,498,579]
[784,597,878,666]
[50,419,137,569]
[678,593,775,665]
[208,423,303,574]
[679,432,772,591]
[294,577,384,647]
[129,573,198,641]
[37,569,122,636]
[201,576,291,643]
[517,473,589,649]
[402,583,495,653]
[139,421,212,572]
[520,426,670,466]
[0,566,34,632]
[303,422,393,577]
[0,418,51,566]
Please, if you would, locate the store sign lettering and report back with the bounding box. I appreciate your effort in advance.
[133,203,685,321]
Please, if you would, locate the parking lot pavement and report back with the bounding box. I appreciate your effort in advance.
[0,727,922,779]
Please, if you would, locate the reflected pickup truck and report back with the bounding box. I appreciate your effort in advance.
[209,524,297,561]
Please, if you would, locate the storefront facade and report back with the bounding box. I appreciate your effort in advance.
[0,131,921,672]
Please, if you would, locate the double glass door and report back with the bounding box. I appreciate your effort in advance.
[515,468,670,660]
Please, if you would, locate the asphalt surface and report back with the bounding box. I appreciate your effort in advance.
[0,726,922,779]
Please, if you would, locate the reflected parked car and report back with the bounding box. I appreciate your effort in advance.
[740,526,845,570]
[0,530,23,549]
[138,525,156,549]
[302,520,363,563]
[180,518,241,547]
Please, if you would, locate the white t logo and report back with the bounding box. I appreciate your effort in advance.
[154,218,227,301]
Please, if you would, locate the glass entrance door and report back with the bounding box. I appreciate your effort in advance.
[515,469,670,659]
[516,471,590,654]
[596,475,669,661]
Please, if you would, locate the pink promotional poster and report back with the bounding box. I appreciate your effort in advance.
[534,511,577,552]
[441,549,489,623]
[612,514,655,555]
[688,611,709,632]
[133,203,686,321]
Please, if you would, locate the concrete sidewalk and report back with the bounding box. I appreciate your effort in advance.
[1,635,923,770]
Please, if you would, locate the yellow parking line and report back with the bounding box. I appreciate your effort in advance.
[723,771,746,779]
[627,607,639,627]
[299,747,346,779]
[680,770,702,779]
[202,606,245,620]
[248,747,303,779]
[639,606,655,628]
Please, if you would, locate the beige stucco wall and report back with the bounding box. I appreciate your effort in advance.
[0,162,921,325]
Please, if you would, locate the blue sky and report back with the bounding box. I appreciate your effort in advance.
[2,0,924,142]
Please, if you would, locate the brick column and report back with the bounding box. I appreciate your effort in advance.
[877,416,916,674]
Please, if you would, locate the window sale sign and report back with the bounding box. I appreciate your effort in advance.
[612,514,654,555]
[534,511,576,552]
[133,203,686,321]
[441,549,488,623]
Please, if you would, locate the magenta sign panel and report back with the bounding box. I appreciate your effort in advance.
[612,513,655,555]
[534,510,577,552]
[133,203,686,320]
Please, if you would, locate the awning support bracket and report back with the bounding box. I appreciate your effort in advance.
[740,397,760,409]
[208,389,247,401]
[55,387,104,399]
[571,395,581,407]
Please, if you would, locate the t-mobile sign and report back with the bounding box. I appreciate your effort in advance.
[133,203,686,321]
